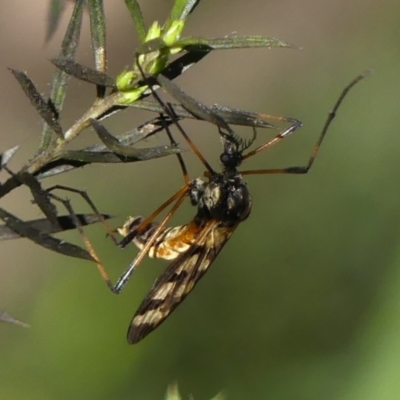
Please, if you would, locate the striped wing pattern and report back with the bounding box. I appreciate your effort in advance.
[127,219,237,344]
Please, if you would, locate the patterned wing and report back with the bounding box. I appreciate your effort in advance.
[127,219,238,344]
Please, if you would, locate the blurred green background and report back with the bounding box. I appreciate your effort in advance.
[1,0,400,399]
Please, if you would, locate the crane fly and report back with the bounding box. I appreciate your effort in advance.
[118,137,252,344]
[75,70,369,344]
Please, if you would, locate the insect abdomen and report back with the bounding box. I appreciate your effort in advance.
[118,216,201,260]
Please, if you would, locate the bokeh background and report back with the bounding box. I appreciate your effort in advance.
[1,0,400,399]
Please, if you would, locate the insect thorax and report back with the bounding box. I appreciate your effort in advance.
[191,173,252,227]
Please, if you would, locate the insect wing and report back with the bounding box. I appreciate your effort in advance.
[127,220,237,344]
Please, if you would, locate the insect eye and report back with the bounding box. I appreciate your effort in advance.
[220,152,238,167]
[220,151,242,168]
[220,152,230,165]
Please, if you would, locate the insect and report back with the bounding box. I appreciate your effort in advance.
[79,70,368,344]
[118,133,253,344]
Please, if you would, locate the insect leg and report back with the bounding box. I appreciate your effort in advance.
[45,185,119,292]
[114,186,189,293]
[159,112,191,185]
[47,184,190,294]
[118,184,189,248]
[46,184,117,242]
[240,71,370,175]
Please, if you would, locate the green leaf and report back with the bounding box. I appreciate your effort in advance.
[124,0,146,43]
[175,35,296,50]
[88,0,107,73]
[169,0,200,21]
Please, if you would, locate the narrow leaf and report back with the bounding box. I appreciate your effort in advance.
[91,119,179,158]
[88,0,107,73]
[36,116,175,178]
[169,0,200,21]
[51,57,115,87]
[18,172,59,226]
[9,69,63,138]
[0,214,112,240]
[176,35,297,50]
[0,207,94,261]
[129,99,274,129]
[46,0,66,42]
[124,0,146,43]
[42,0,85,151]
[157,73,233,132]
[210,105,274,128]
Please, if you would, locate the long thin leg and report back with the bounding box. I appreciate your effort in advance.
[45,185,120,291]
[159,112,190,185]
[240,71,370,175]
[46,183,190,294]
[45,189,114,279]
[114,187,189,292]
[46,184,118,245]
[242,118,302,161]
[119,184,189,248]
